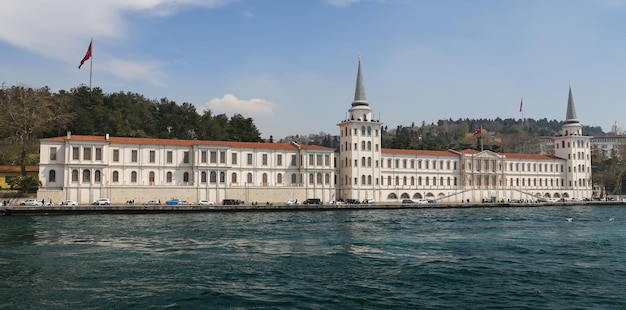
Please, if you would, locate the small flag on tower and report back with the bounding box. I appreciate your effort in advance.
[79,40,92,69]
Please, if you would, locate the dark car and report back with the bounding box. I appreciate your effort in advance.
[223,199,244,205]
[402,199,415,204]
[346,198,361,204]
[303,198,321,205]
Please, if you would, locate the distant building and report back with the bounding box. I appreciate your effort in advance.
[0,165,39,189]
[37,58,593,204]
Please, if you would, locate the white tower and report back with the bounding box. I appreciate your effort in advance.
[553,84,593,199]
[337,56,383,201]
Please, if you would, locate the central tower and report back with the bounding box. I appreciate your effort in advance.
[337,56,383,202]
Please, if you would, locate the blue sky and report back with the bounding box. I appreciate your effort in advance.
[2,0,626,138]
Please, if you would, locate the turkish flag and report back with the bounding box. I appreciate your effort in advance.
[79,41,92,69]
[473,126,482,136]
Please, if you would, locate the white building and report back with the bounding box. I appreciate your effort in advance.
[37,58,593,204]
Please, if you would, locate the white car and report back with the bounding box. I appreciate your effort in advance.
[415,199,429,204]
[285,199,300,205]
[363,198,376,204]
[60,200,78,206]
[143,200,161,205]
[198,200,214,205]
[20,199,42,206]
[92,198,111,205]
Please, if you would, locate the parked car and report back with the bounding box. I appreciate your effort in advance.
[20,199,42,206]
[303,198,322,205]
[285,199,300,205]
[328,200,344,205]
[345,198,361,204]
[198,200,214,205]
[166,198,181,205]
[223,199,244,205]
[92,198,111,205]
[402,199,415,204]
[415,199,429,204]
[60,200,78,206]
[177,200,193,205]
[363,198,376,204]
[143,200,161,205]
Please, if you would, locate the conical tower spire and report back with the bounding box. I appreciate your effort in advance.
[352,54,368,107]
[565,82,579,125]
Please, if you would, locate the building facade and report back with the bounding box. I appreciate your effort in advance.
[37,59,593,204]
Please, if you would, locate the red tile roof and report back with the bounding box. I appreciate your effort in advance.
[41,135,334,151]
[382,148,458,157]
[0,165,39,173]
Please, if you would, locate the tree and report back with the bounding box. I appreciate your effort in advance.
[0,84,72,176]
[8,175,41,193]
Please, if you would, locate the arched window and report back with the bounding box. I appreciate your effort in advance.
[368,157,371,167]
[149,171,155,185]
[387,193,397,199]
[247,173,253,184]
[361,141,366,150]
[210,171,216,183]
[71,170,79,182]
[367,141,371,150]
[166,172,172,183]
[49,170,56,183]
[325,173,330,184]
[82,169,90,183]
[367,126,371,136]
[291,173,297,184]
[361,175,366,185]
[361,126,365,135]
[262,173,268,185]
[94,170,101,183]
[317,173,323,184]
[220,172,225,183]
[361,157,366,167]
[232,172,237,183]
[309,173,314,184]
[277,173,283,184]
[201,171,207,183]
[131,171,137,183]
[368,175,372,185]
[183,172,189,183]
[113,171,119,183]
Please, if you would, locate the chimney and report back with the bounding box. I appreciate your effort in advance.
[66,131,71,139]
[105,133,110,141]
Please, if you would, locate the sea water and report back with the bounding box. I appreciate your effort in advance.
[1,205,626,309]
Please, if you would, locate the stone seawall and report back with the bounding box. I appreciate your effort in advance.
[2,201,623,216]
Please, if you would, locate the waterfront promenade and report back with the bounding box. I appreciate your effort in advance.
[2,200,623,216]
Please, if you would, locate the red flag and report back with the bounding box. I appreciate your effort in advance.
[519,98,523,112]
[79,40,92,69]
[473,126,482,136]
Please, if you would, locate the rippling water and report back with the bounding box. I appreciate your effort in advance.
[2,205,626,309]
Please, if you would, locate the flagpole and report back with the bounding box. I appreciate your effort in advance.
[520,97,524,130]
[89,38,93,91]
[480,126,483,152]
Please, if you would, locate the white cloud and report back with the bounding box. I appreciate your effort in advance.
[104,59,166,85]
[206,94,275,115]
[0,0,231,85]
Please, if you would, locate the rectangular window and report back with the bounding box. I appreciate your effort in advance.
[72,147,79,160]
[291,155,297,166]
[201,151,207,163]
[210,151,217,163]
[49,147,57,161]
[83,147,91,160]
[325,155,330,166]
[149,150,156,163]
[262,154,268,166]
[167,151,173,163]
[131,150,138,162]
[113,149,119,162]
[232,153,237,165]
[277,154,283,166]
[220,151,226,164]
[317,155,322,166]
[95,148,102,161]
[247,153,253,165]
[309,154,314,166]
[183,151,189,164]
